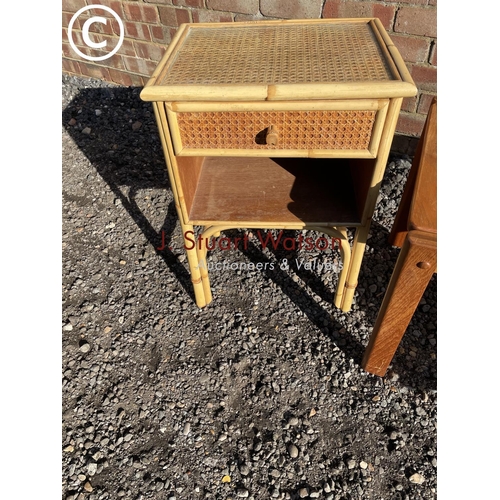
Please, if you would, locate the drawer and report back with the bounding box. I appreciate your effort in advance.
[165,99,389,159]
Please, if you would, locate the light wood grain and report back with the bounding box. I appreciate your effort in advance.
[176,148,377,159]
[361,231,437,376]
[168,99,386,113]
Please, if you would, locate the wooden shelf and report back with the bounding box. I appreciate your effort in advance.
[187,156,361,226]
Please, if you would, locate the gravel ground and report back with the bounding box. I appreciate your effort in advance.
[62,74,437,500]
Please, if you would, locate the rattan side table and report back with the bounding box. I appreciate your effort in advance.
[140,18,417,311]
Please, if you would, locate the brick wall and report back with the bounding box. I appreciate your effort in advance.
[62,0,437,145]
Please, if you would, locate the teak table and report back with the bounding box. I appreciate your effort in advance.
[140,19,417,310]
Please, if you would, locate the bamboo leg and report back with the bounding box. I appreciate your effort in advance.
[181,222,207,308]
[339,222,371,312]
[305,225,351,309]
[362,230,437,376]
[334,227,351,309]
[195,247,212,305]
[195,225,234,306]
[153,101,206,307]
[196,226,216,305]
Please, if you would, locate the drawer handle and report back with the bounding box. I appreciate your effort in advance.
[266,125,279,146]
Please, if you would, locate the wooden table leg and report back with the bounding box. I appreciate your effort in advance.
[362,230,437,376]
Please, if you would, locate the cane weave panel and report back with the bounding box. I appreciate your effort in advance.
[176,110,377,150]
[162,23,393,86]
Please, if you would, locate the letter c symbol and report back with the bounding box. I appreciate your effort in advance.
[82,17,107,49]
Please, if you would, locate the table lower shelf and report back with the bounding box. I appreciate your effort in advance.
[185,156,363,226]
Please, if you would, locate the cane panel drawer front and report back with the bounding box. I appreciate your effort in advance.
[165,99,389,158]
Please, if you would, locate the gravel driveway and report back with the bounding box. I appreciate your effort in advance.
[62,74,437,500]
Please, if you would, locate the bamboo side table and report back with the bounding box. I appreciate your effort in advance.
[140,19,417,311]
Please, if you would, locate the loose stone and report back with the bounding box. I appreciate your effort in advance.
[410,473,425,484]
[298,487,309,498]
[239,464,250,476]
[288,443,299,458]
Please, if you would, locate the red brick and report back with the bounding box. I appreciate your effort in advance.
[144,0,173,4]
[429,41,437,66]
[173,0,204,6]
[411,64,437,92]
[396,112,426,136]
[99,53,126,70]
[115,21,152,41]
[234,13,279,21]
[401,96,418,113]
[123,55,158,76]
[191,9,233,23]
[322,0,339,19]
[62,41,73,58]
[124,3,144,21]
[67,28,85,47]
[417,93,436,114]
[108,68,135,86]
[384,0,427,4]
[390,34,430,64]
[395,6,437,37]
[260,0,323,19]
[77,31,134,59]
[150,25,174,44]
[85,0,125,18]
[109,68,144,86]
[62,0,86,11]
[123,2,159,23]
[133,41,166,62]
[80,14,115,35]
[207,0,259,15]
[159,6,191,27]
[62,11,81,29]
[428,0,437,5]
[87,32,134,55]
[112,37,136,56]
[338,2,396,30]
[67,37,120,62]
[62,58,81,74]
[68,0,124,27]
[79,62,111,81]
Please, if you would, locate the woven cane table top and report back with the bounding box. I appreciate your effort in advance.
[141,19,417,102]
